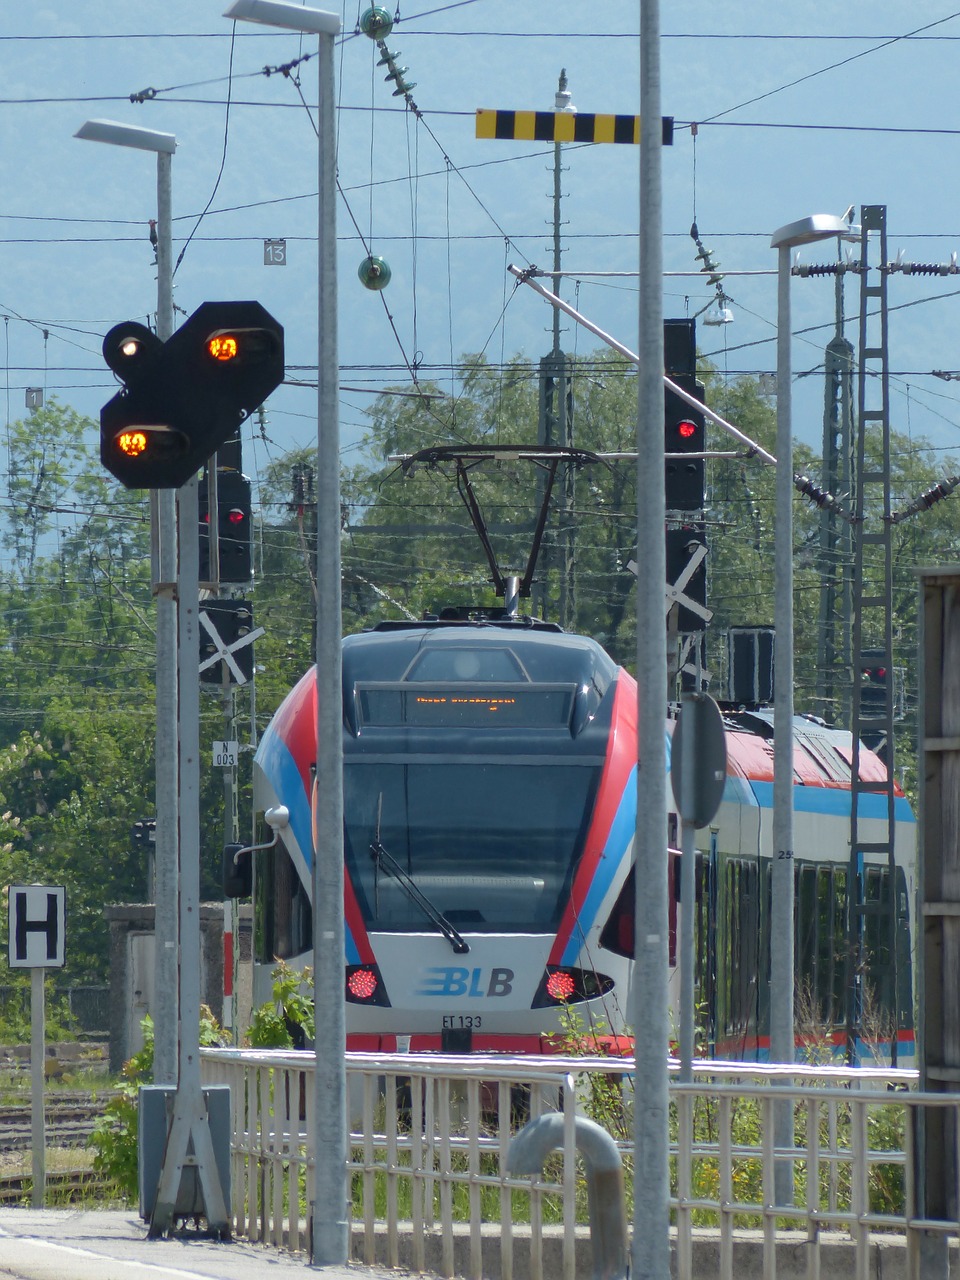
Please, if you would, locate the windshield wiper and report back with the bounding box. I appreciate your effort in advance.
[369,830,469,955]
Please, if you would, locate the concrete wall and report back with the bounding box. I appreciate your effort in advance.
[105,903,252,1074]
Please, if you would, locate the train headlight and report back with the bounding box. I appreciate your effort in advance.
[531,965,614,1008]
[345,963,391,1006]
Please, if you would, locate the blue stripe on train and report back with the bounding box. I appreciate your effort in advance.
[560,764,637,967]
[257,732,313,873]
[739,778,915,823]
[257,732,362,964]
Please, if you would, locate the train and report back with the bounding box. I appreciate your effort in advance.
[249,615,917,1064]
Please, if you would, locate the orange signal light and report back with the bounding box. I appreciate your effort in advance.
[207,334,239,362]
[117,430,149,458]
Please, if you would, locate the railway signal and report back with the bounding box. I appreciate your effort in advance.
[663,316,706,514]
[664,377,705,512]
[100,301,284,489]
[860,653,889,714]
[199,470,253,583]
[131,818,157,848]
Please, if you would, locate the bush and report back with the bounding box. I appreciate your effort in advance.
[246,960,315,1048]
[0,977,79,1043]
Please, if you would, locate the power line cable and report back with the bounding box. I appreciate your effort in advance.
[699,11,960,124]
[173,23,238,276]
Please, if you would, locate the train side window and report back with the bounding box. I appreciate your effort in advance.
[253,837,312,963]
[827,867,847,1021]
[253,843,276,964]
[599,867,634,958]
[796,864,817,1003]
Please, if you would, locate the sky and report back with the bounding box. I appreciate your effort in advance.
[4,1,960,514]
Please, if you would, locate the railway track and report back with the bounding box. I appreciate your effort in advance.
[0,1091,118,1153]
[0,1167,115,1204]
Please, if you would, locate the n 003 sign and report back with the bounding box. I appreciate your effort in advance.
[213,741,239,768]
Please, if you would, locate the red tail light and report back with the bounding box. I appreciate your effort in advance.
[345,964,391,1006]
[532,966,614,1008]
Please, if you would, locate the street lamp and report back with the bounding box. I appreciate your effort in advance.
[223,1,345,1266]
[75,118,179,1089]
[769,212,855,1203]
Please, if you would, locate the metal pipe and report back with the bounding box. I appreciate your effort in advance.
[508,1112,628,1280]
[508,265,778,469]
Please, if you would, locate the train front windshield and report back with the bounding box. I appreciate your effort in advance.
[344,760,600,933]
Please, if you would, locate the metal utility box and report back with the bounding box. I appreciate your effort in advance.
[138,1085,231,1221]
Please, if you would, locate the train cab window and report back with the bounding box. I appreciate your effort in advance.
[343,760,600,933]
[404,646,526,683]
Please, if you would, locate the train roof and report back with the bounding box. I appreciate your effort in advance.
[715,707,893,790]
[342,621,619,691]
[257,623,897,794]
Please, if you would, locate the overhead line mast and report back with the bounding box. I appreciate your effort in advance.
[534,71,576,625]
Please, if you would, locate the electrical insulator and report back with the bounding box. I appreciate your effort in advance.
[359,7,393,38]
[891,475,960,522]
[793,263,838,278]
[898,262,959,276]
[794,473,835,509]
[358,255,391,291]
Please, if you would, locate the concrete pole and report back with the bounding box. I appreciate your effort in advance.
[772,244,796,1205]
[175,477,202,1101]
[153,148,179,1086]
[633,0,672,1275]
[771,244,796,1059]
[221,679,238,1038]
[312,22,348,1267]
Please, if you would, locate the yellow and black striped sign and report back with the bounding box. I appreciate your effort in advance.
[476,109,673,146]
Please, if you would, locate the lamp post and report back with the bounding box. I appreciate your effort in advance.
[223,1,345,1265]
[75,119,179,1088]
[769,213,855,1204]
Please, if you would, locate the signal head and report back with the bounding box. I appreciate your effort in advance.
[102,320,164,382]
[100,301,283,489]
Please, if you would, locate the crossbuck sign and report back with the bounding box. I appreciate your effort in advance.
[7,885,66,968]
[198,609,265,686]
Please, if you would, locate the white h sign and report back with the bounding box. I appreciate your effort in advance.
[7,885,66,968]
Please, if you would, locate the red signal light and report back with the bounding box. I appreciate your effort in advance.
[347,968,379,1000]
[227,507,244,525]
[676,419,697,441]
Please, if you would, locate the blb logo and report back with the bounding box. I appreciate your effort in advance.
[7,885,66,968]
[417,966,515,998]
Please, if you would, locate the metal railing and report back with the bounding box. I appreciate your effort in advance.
[200,1048,959,1280]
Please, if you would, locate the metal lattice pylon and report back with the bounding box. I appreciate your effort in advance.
[847,205,900,1064]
